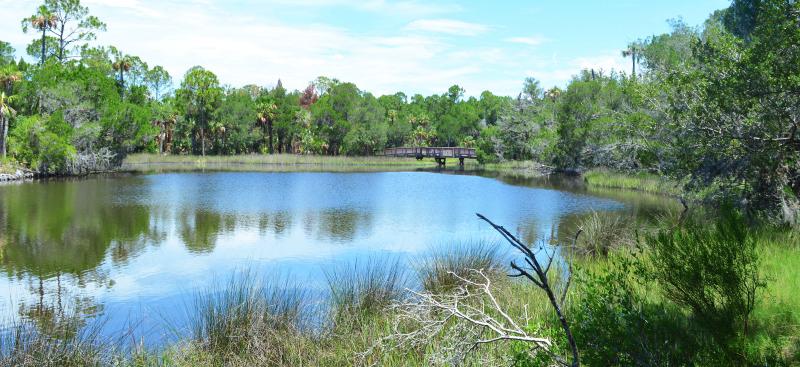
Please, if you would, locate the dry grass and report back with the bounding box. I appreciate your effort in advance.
[122,153,482,173]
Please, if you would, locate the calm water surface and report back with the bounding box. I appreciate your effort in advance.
[0,171,656,341]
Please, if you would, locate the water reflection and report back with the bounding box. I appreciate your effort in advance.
[0,171,657,339]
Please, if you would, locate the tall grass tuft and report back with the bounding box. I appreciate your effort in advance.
[188,270,311,362]
[584,169,681,196]
[0,316,113,367]
[324,257,409,322]
[574,211,637,256]
[416,241,506,293]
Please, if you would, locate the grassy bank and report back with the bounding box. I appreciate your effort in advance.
[122,153,484,173]
[583,169,683,196]
[3,216,798,366]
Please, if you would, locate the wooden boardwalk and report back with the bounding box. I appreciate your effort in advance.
[384,147,477,166]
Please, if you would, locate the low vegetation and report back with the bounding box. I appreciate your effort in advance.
[583,169,681,197]
[0,208,797,366]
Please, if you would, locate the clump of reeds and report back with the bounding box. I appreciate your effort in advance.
[574,211,637,256]
[0,315,112,367]
[324,257,409,322]
[187,270,312,363]
[416,241,506,293]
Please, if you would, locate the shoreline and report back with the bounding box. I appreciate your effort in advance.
[0,169,35,183]
[4,154,682,200]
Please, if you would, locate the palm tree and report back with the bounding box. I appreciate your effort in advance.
[0,92,17,158]
[30,7,57,65]
[211,120,226,153]
[152,114,176,154]
[622,44,641,79]
[256,101,277,154]
[0,66,22,96]
[113,57,132,98]
[544,87,562,123]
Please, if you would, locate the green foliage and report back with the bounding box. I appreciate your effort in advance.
[637,19,697,74]
[9,115,75,173]
[571,255,710,366]
[176,66,222,155]
[0,41,15,66]
[647,206,765,340]
[476,125,501,164]
[416,241,504,293]
[667,0,800,219]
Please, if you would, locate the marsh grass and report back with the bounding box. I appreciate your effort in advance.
[584,169,681,196]
[416,241,507,293]
[2,225,799,366]
[573,211,639,256]
[324,257,410,321]
[123,153,482,172]
[187,271,313,364]
[0,315,117,367]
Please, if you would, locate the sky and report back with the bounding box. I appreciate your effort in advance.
[0,0,730,97]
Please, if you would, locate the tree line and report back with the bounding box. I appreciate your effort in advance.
[1,0,798,220]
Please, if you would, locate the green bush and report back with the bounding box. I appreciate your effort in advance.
[646,206,766,340]
[9,115,75,174]
[571,255,709,366]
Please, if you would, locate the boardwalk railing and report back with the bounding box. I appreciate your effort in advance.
[384,147,476,166]
[384,147,477,159]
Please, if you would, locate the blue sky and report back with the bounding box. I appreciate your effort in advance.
[1,0,729,96]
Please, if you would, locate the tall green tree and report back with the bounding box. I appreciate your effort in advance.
[255,95,277,154]
[23,6,58,65]
[0,92,17,158]
[112,56,131,98]
[42,0,106,62]
[669,0,800,220]
[0,41,15,66]
[621,43,642,78]
[176,66,222,156]
[146,66,172,101]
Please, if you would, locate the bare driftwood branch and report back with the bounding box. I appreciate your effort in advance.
[477,213,580,367]
[361,269,554,366]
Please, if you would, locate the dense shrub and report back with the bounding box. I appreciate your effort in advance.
[9,115,75,174]
[646,206,765,340]
[571,255,709,366]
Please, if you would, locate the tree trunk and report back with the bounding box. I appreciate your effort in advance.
[201,128,206,156]
[59,23,65,62]
[40,28,46,65]
[120,70,125,99]
[159,128,164,155]
[0,116,6,158]
[268,122,274,154]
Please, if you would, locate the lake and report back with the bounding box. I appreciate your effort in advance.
[0,170,668,342]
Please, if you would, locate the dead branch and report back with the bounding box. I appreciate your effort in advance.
[477,213,580,367]
[360,269,554,366]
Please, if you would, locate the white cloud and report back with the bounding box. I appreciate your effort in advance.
[405,19,489,36]
[506,35,548,47]
[0,0,640,97]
